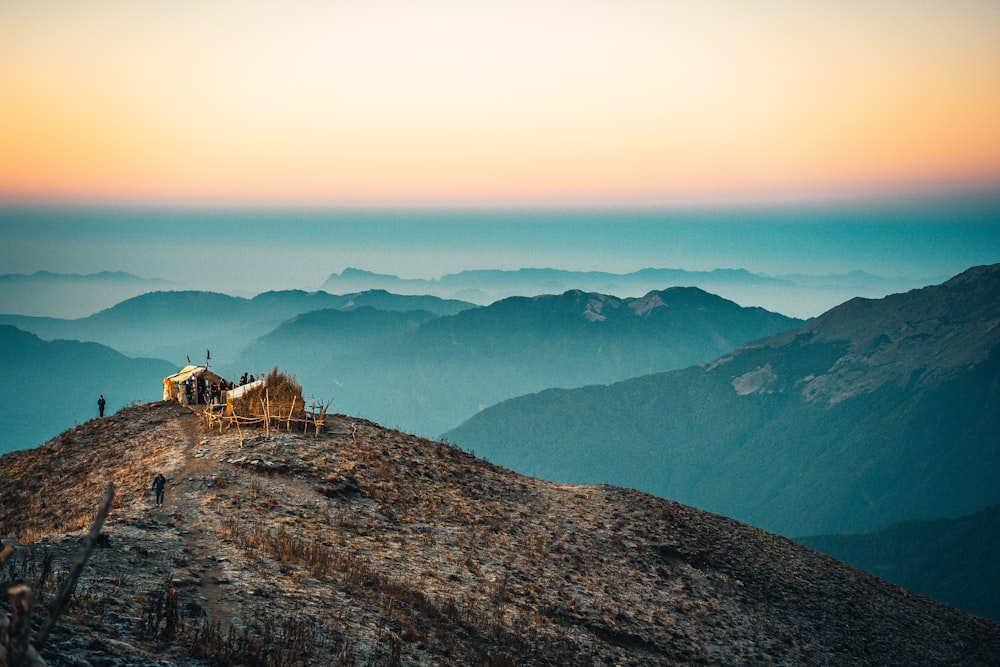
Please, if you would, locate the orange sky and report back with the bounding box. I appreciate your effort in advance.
[2,0,999,206]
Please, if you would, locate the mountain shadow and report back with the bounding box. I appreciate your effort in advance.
[798,504,1000,622]
[1,401,997,665]
[443,265,1000,538]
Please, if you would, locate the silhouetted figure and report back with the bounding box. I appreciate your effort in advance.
[151,474,167,507]
[98,394,106,418]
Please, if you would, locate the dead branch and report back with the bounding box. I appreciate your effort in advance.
[34,483,115,650]
[1,485,112,667]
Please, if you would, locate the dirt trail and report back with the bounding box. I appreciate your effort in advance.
[165,409,232,631]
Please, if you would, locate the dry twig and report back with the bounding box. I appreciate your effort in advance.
[0,483,115,667]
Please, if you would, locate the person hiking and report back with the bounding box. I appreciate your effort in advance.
[151,473,167,507]
[98,394,106,418]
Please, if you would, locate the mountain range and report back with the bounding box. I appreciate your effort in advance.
[1,266,938,322]
[0,270,178,318]
[322,266,940,319]
[443,265,1000,538]
[0,325,176,453]
[233,287,802,437]
[0,289,475,366]
[1,401,996,665]
[0,286,802,443]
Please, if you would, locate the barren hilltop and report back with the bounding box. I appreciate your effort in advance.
[2,401,998,666]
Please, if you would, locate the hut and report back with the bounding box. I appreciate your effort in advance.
[162,365,225,405]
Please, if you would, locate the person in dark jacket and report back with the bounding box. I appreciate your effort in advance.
[151,473,167,507]
[98,394,106,417]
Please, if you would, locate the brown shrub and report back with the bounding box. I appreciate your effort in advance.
[228,368,306,421]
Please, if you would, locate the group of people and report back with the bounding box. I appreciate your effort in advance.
[206,373,257,405]
[99,369,260,415]
[178,372,257,406]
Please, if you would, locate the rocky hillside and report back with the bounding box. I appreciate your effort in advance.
[2,402,998,666]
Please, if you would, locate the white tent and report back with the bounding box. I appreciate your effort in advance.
[225,378,264,401]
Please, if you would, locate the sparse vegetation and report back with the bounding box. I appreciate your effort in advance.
[1,485,114,666]
[1,401,999,666]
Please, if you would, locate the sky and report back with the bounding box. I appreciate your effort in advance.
[1,0,999,206]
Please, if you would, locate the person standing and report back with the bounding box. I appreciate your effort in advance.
[98,394,106,418]
[151,473,167,507]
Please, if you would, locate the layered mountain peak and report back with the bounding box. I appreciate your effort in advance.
[444,266,1000,538]
[805,263,999,342]
[770,263,1000,405]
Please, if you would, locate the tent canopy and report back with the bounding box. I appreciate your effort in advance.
[162,365,224,401]
[164,365,206,384]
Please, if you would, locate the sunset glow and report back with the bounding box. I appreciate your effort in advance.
[2,0,999,205]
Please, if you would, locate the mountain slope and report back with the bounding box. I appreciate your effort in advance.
[1,401,997,666]
[443,265,1000,537]
[237,288,802,436]
[0,325,176,454]
[798,504,1000,622]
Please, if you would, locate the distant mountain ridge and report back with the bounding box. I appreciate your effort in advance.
[322,266,942,318]
[0,270,178,318]
[443,265,1000,537]
[0,270,160,282]
[0,265,943,321]
[0,288,475,364]
[0,286,798,448]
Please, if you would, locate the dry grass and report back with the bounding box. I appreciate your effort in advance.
[2,402,999,667]
[227,368,306,421]
[0,402,187,543]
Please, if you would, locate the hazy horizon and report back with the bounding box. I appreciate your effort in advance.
[2,193,999,319]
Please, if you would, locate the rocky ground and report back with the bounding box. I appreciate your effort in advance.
[2,400,999,666]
